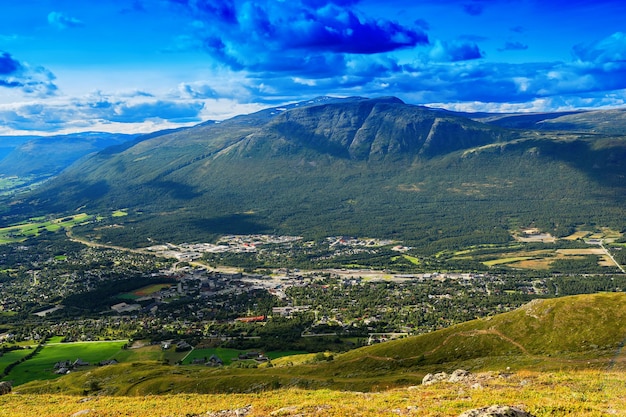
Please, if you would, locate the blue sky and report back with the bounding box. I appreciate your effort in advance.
[2,0,626,135]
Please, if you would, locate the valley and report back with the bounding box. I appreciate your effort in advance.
[0,98,625,416]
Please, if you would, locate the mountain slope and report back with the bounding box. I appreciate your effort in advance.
[10,97,626,249]
[334,292,626,369]
[232,97,511,160]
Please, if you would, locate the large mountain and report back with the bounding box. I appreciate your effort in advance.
[11,97,626,249]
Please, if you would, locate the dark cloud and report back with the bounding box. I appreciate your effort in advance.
[170,0,428,75]
[510,25,525,33]
[0,52,21,75]
[48,11,84,29]
[0,51,57,96]
[499,41,529,51]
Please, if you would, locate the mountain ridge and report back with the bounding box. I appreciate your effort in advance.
[5,97,626,249]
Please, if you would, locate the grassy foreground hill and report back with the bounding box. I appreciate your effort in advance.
[7,293,625,415]
[2,370,625,417]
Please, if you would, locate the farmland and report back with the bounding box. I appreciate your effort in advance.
[442,227,625,273]
[6,340,126,385]
[181,347,307,366]
[0,214,92,244]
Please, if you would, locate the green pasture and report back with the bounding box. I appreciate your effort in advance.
[0,349,33,374]
[118,283,173,300]
[402,254,420,265]
[113,343,189,365]
[182,348,306,366]
[4,340,126,385]
[0,213,93,244]
[483,256,534,266]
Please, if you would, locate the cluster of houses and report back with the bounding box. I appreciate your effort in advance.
[53,358,118,374]
[190,354,224,367]
[188,351,269,367]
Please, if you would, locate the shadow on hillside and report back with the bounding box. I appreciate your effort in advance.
[192,214,270,235]
[533,138,626,193]
[147,180,202,200]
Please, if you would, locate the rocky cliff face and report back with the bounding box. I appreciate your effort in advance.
[235,97,510,160]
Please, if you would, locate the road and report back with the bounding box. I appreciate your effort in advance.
[600,241,626,274]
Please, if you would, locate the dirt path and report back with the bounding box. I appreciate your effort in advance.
[425,329,530,356]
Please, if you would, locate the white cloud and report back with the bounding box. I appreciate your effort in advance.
[48,11,84,30]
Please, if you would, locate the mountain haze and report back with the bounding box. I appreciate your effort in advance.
[11,97,626,249]
[0,132,137,177]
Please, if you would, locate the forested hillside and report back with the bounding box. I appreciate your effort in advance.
[5,97,625,250]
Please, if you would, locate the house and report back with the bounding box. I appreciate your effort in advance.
[208,354,223,366]
[54,360,72,369]
[73,358,89,367]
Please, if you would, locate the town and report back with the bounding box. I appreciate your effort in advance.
[1,231,625,355]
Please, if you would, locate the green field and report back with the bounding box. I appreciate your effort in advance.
[0,213,92,244]
[118,283,173,300]
[482,256,534,266]
[3,341,126,385]
[181,348,306,365]
[0,349,33,374]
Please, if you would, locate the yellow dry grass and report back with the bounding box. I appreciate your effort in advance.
[562,231,591,241]
[2,370,625,417]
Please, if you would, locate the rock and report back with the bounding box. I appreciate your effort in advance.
[423,370,474,385]
[458,405,535,417]
[0,381,11,395]
[206,405,252,417]
[70,410,92,417]
[422,372,448,385]
[449,369,472,383]
[270,406,299,416]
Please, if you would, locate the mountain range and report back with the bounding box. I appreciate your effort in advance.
[5,96,626,250]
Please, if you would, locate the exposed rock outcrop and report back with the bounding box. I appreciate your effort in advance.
[0,381,11,395]
[422,369,475,385]
[458,405,535,417]
[206,405,252,417]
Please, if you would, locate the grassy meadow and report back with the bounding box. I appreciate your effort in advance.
[0,214,92,244]
[181,348,307,365]
[5,341,126,386]
[2,369,626,417]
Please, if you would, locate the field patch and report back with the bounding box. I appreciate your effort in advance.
[483,257,535,267]
[402,255,420,265]
[132,284,173,297]
[111,283,175,301]
[0,349,33,375]
[5,340,126,385]
[562,231,591,240]
[0,214,92,244]
[182,348,306,366]
[112,210,129,217]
